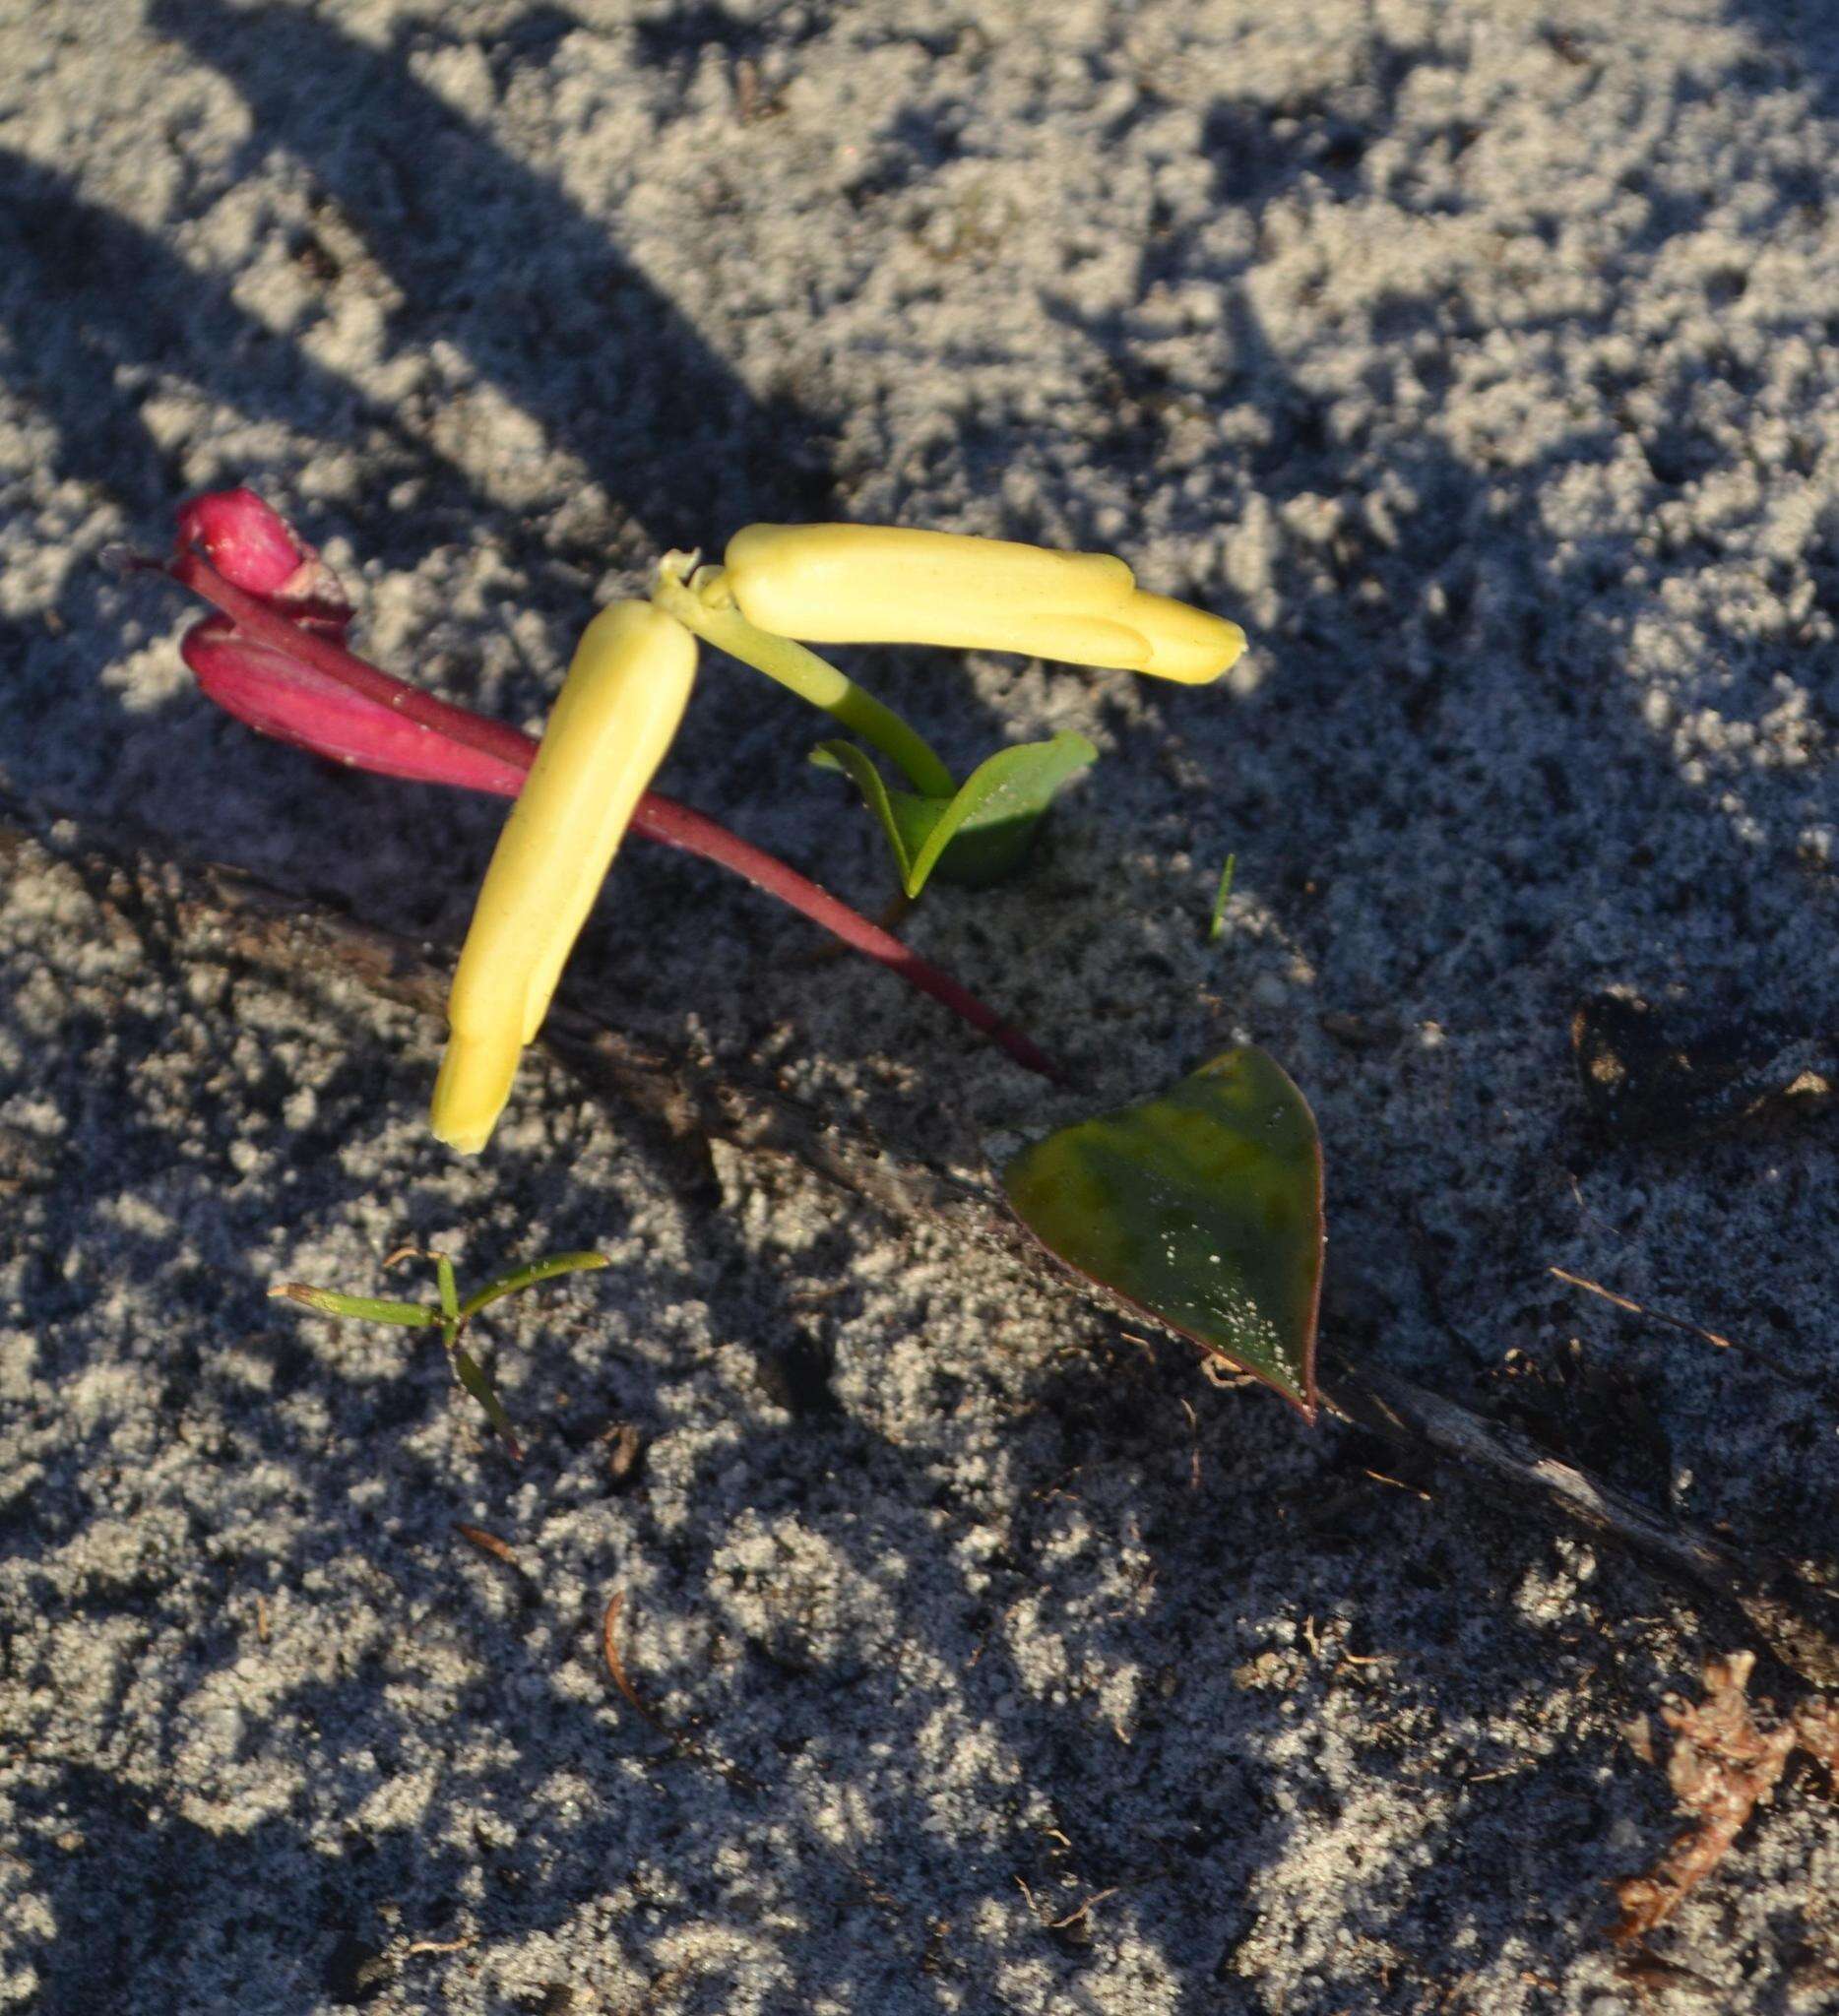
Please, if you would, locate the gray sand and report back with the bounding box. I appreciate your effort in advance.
[6,0,1839,2008]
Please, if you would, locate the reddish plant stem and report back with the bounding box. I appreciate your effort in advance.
[159,553,1064,1082]
[638,794,1064,1081]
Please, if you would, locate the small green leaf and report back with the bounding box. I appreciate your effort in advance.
[456,1251,610,1325]
[814,732,1097,896]
[1208,851,1237,943]
[450,1343,523,1461]
[1000,1046,1324,1417]
[269,1284,437,1328]
[271,1245,612,1465]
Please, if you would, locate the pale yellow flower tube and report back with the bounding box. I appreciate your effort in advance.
[431,601,697,1155]
[722,523,1244,683]
[1118,590,1247,685]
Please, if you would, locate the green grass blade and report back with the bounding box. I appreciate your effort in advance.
[1208,851,1237,942]
[269,1285,437,1328]
[449,1343,523,1461]
[456,1251,610,1325]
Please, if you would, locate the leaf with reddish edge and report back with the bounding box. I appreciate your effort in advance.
[1001,1046,1323,1417]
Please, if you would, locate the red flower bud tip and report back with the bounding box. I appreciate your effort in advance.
[175,488,352,631]
[180,613,527,796]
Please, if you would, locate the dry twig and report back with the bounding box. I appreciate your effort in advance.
[601,1591,759,1794]
[1550,1265,1816,1393]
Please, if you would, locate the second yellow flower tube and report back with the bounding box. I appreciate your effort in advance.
[722,523,1244,683]
[431,601,698,1155]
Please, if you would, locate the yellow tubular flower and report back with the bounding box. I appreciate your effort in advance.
[722,522,1244,681]
[430,601,697,1155]
[1117,591,1247,685]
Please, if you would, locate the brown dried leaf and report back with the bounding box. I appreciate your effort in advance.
[1614,1653,1801,1941]
[602,1422,648,1492]
[601,1591,759,1795]
[454,1522,518,1566]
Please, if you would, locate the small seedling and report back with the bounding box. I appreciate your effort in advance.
[1207,850,1237,942]
[270,1246,609,1460]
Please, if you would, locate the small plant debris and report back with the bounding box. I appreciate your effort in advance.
[1615,1651,1839,1943]
[1571,993,1835,1149]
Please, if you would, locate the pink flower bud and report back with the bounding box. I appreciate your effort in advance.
[166,488,535,793]
[175,488,352,631]
[180,613,526,795]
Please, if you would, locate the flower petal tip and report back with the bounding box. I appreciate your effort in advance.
[1125,595,1247,684]
[177,488,302,594]
[430,1027,524,1157]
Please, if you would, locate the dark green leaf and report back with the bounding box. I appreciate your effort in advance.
[450,1343,523,1461]
[813,732,1097,896]
[1001,1046,1323,1417]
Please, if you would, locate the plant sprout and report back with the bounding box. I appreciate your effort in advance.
[1208,851,1237,943]
[271,1246,609,1460]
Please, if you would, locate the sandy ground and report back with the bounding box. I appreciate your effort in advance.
[6,0,1839,2009]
